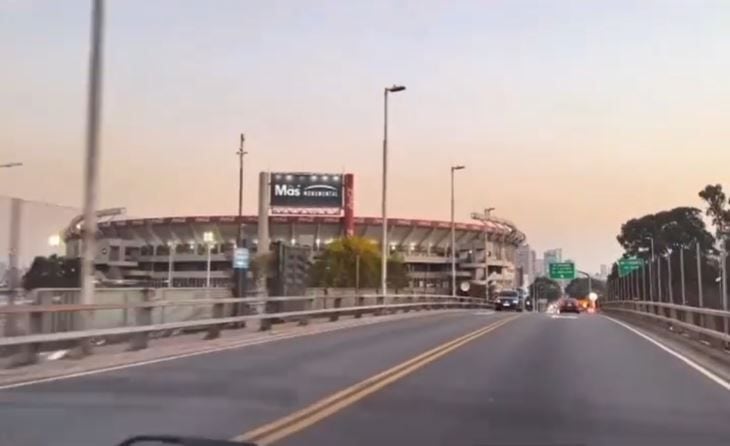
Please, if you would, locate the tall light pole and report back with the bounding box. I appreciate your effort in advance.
[167,242,175,288]
[696,240,704,307]
[721,245,728,313]
[666,249,673,303]
[79,0,105,352]
[235,134,248,299]
[657,253,662,302]
[680,245,686,305]
[204,231,214,288]
[381,84,406,295]
[646,236,655,301]
[450,165,465,296]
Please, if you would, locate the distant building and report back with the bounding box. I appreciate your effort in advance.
[543,249,563,272]
[516,245,535,281]
[534,258,545,278]
[599,264,609,280]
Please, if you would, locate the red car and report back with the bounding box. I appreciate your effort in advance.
[558,297,580,314]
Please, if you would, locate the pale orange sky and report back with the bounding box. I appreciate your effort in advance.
[2,0,730,273]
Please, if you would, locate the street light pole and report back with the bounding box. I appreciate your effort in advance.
[381,84,406,295]
[646,236,655,301]
[721,245,728,313]
[450,165,465,296]
[666,250,673,304]
[680,246,686,305]
[696,240,704,307]
[657,253,663,302]
[79,0,105,351]
[237,134,247,247]
[203,231,214,288]
[235,134,248,298]
[167,242,175,288]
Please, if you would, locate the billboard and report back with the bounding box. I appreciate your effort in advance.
[270,172,344,209]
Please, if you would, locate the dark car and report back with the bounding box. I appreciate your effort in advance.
[558,297,580,314]
[494,290,523,312]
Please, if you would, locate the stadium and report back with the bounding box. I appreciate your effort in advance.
[61,172,526,294]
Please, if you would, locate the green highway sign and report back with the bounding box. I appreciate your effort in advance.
[618,257,643,277]
[549,262,575,280]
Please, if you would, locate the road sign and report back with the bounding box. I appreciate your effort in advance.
[549,262,575,280]
[618,257,643,277]
[233,247,250,269]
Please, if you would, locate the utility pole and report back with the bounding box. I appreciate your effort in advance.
[381,85,406,295]
[450,165,465,296]
[696,241,704,307]
[78,0,105,355]
[235,133,248,299]
[4,198,22,337]
[680,246,686,305]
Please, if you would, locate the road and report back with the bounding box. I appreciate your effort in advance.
[0,310,729,446]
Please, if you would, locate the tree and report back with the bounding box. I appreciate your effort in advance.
[565,277,605,298]
[528,277,561,301]
[617,207,715,258]
[22,255,80,290]
[699,184,730,248]
[309,236,381,288]
[387,254,409,290]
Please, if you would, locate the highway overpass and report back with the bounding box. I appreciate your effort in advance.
[0,309,729,445]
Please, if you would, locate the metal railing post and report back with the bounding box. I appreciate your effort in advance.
[329,297,342,322]
[129,289,154,350]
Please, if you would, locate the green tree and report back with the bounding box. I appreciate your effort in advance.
[309,236,381,288]
[699,184,730,248]
[387,254,409,290]
[565,277,605,299]
[22,255,80,290]
[528,277,561,301]
[617,207,715,257]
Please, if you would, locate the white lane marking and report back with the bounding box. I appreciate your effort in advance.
[604,316,730,392]
[473,311,495,315]
[550,315,578,319]
[0,311,468,391]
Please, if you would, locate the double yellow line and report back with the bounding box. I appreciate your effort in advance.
[234,314,519,445]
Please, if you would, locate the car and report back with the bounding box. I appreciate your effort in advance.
[494,290,523,312]
[558,297,580,314]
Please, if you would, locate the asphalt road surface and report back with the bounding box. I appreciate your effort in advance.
[1,311,729,446]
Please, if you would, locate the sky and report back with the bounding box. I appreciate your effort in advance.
[2,0,730,273]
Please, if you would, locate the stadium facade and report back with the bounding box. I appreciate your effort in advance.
[61,171,526,293]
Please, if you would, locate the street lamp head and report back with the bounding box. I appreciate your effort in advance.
[386,85,406,93]
[451,165,466,171]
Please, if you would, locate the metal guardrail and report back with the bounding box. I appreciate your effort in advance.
[601,300,730,346]
[0,293,490,366]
